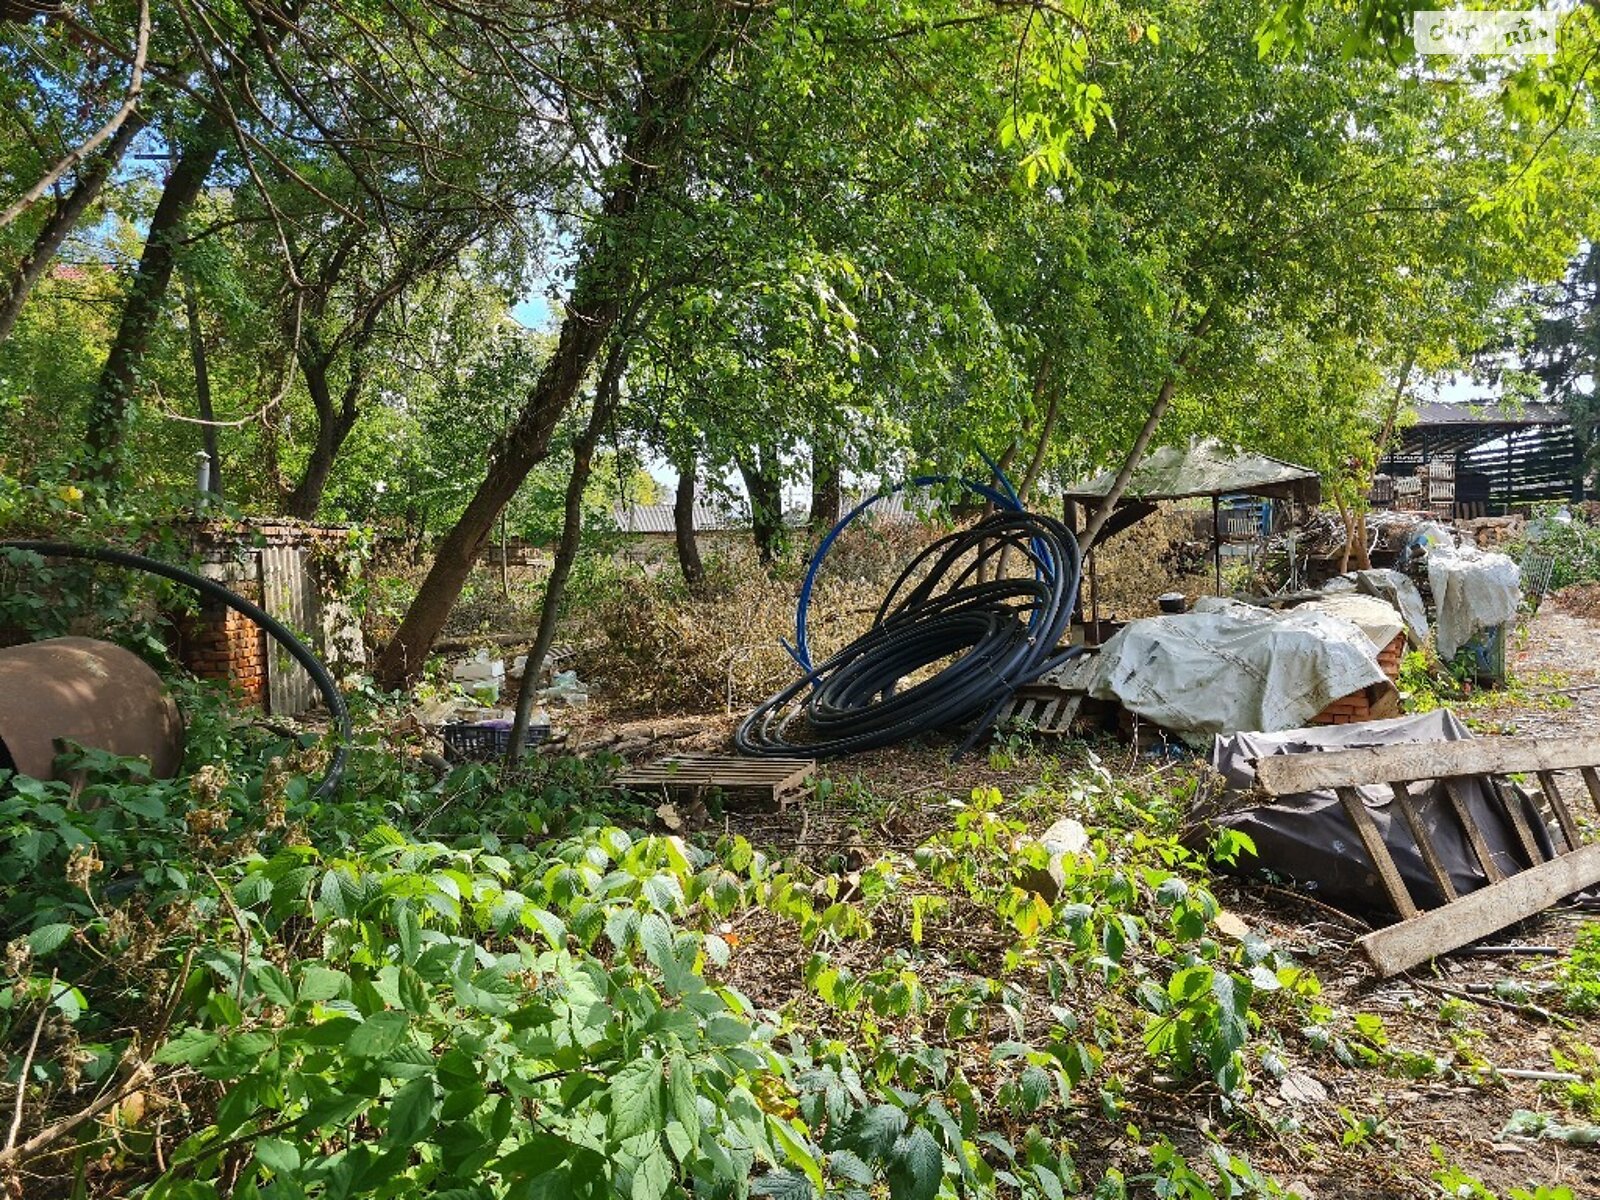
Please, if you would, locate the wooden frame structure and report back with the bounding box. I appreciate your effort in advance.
[1254,736,1600,976]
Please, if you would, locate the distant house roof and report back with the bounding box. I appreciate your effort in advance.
[1061,440,1322,505]
[612,489,935,536]
[1407,399,1567,427]
[610,502,742,535]
[840,490,938,523]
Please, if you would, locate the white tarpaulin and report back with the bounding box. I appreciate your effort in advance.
[1427,545,1521,660]
[1089,601,1391,745]
[1322,569,1430,646]
[1296,593,1405,651]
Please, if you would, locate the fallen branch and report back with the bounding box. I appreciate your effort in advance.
[0,1059,154,1170]
[1493,1068,1582,1082]
[1415,979,1574,1028]
[4,970,57,1152]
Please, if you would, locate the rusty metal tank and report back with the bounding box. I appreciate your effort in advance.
[0,637,184,781]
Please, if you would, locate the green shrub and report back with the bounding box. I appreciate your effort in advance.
[1514,506,1600,591]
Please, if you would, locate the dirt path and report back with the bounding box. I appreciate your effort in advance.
[1496,593,1600,739]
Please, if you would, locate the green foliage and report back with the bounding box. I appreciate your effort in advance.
[1558,923,1600,1015]
[1514,508,1600,591]
[0,685,1331,1199]
[1431,1147,1576,1200]
[0,476,211,655]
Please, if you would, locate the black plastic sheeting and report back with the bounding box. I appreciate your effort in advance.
[1185,711,1559,920]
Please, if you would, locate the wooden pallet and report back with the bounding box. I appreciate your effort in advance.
[996,652,1098,734]
[998,688,1082,734]
[613,754,815,810]
[1254,735,1600,976]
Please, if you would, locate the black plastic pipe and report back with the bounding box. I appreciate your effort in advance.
[0,540,349,798]
[736,510,1083,759]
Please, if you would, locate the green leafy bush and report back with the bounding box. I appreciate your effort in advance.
[1514,507,1600,591]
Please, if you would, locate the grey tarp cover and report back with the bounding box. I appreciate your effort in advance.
[1322,569,1430,646]
[1088,600,1391,746]
[1061,439,1322,505]
[1185,711,1555,919]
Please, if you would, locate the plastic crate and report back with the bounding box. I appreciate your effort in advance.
[442,719,550,761]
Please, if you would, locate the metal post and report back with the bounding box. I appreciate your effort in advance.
[193,450,211,516]
[1212,495,1222,595]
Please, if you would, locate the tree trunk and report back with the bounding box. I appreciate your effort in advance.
[996,358,1060,577]
[738,451,785,566]
[674,457,707,591]
[83,117,225,481]
[809,440,841,533]
[506,350,624,764]
[1348,347,1418,570]
[373,68,707,690]
[0,115,143,348]
[1079,300,1219,550]
[1016,359,1060,505]
[181,271,222,500]
[282,344,362,519]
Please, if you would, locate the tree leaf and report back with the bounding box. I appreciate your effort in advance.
[829,1149,875,1186]
[853,1104,907,1161]
[252,963,295,1007]
[383,1076,436,1148]
[396,903,421,964]
[609,1056,664,1141]
[153,1026,220,1066]
[886,1126,941,1200]
[667,1053,699,1148]
[751,1169,812,1200]
[347,1010,410,1058]
[28,923,74,956]
[631,1143,673,1200]
[253,1136,300,1175]
[299,966,349,1003]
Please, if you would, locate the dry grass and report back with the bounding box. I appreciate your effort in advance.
[1553,583,1600,621]
[570,520,956,715]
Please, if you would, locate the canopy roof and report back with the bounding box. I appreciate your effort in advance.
[1062,440,1322,506]
[1391,399,1571,459]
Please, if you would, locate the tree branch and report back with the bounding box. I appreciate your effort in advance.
[0,0,150,230]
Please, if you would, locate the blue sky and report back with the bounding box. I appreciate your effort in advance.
[512,294,553,330]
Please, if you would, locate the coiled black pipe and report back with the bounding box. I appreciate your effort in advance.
[735,509,1084,758]
[0,541,349,798]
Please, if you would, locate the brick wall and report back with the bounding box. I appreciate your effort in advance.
[168,518,359,712]
[1312,633,1406,726]
[175,582,268,707]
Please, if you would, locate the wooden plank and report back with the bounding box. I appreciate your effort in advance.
[1253,736,1600,796]
[617,765,811,784]
[614,756,814,798]
[1336,786,1419,919]
[1443,777,1504,883]
[1389,782,1457,902]
[1537,770,1582,853]
[1359,842,1600,977]
[1488,776,1548,867]
[1581,766,1600,820]
[1047,695,1082,733]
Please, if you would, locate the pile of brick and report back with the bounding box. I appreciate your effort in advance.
[1311,632,1405,725]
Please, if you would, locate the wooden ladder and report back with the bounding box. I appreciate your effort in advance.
[1253,736,1600,976]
